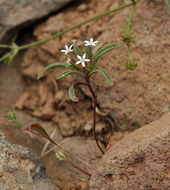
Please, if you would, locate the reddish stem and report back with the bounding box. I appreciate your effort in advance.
[68,161,91,177]
[25,128,93,174]
[85,77,104,154]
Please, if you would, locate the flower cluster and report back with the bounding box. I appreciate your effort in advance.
[61,38,98,68]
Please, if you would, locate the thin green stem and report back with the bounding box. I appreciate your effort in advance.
[15,120,24,128]
[126,4,136,33]
[18,2,133,51]
[127,44,131,60]
[0,44,11,48]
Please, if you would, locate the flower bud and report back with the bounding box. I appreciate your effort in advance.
[122,33,135,44]
[125,60,138,70]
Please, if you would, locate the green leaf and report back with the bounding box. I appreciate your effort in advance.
[28,123,51,140]
[73,42,82,56]
[6,109,16,120]
[165,0,170,9]
[90,68,113,86]
[56,70,83,80]
[88,63,97,74]
[66,54,74,64]
[66,64,77,70]
[37,62,67,80]
[85,46,90,58]
[92,43,105,56]
[68,84,79,102]
[93,44,120,64]
[56,151,67,161]
[162,107,170,113]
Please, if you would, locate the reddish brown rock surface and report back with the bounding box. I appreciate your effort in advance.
[89,112,170,190]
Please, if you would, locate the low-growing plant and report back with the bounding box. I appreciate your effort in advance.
[5,37,120,176]
[5,0,169,178]
[38,38,120,153]
[5,0,141,176]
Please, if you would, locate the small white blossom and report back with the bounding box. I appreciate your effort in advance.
[76,53,90,67]
[61,44,73,54]
[84,38,98,46]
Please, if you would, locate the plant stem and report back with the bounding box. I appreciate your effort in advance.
[67,160,91,177]
[25,127,93,170]
[12,2,133,51]
[126,3,136,33]
[85,77,104,154]
[0,44,11,48]
[127,43,131,60]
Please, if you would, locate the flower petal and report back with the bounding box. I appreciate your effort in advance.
[77,55,82,60]
[75,61,81,65]
[81,62,85,67]
[90,38,93,43]
[85,59,90,62]
[83,53,86,59]
[65,45,68,50]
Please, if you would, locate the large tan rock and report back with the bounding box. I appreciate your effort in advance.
[89,113,170,190]
[0,130,57,190]
[0,0,74,44]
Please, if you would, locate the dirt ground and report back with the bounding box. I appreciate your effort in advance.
[0,0,169,189]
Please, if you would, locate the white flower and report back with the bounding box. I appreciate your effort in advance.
[84,38,98,46]
[61,44,73,54]
[76,53,90,67]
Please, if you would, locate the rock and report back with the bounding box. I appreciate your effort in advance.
[84,120,93,133]
[52,111,74,136]
[95,0,170,131]
[0,130,5,139]
[14,91,30,110]
[55,90,65,104]
[77,4,88,12]
[62,181,88,190]
[0,0,74,44]
[89,113,170,190]
[0,130,56,190]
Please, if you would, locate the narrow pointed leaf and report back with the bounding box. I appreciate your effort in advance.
[56,70,83,80]
[56,151,67,161]
[90,68,113,86]
[37,62,67,79]
[85,46,90,58]
[68,84,79,102]
[66,54,74,64]
[66,64,77,70]
[88,63,97,74]
[28,123,51,140]
[73,42,81,56]
[93,44,120,64]
[92,43,105,56]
